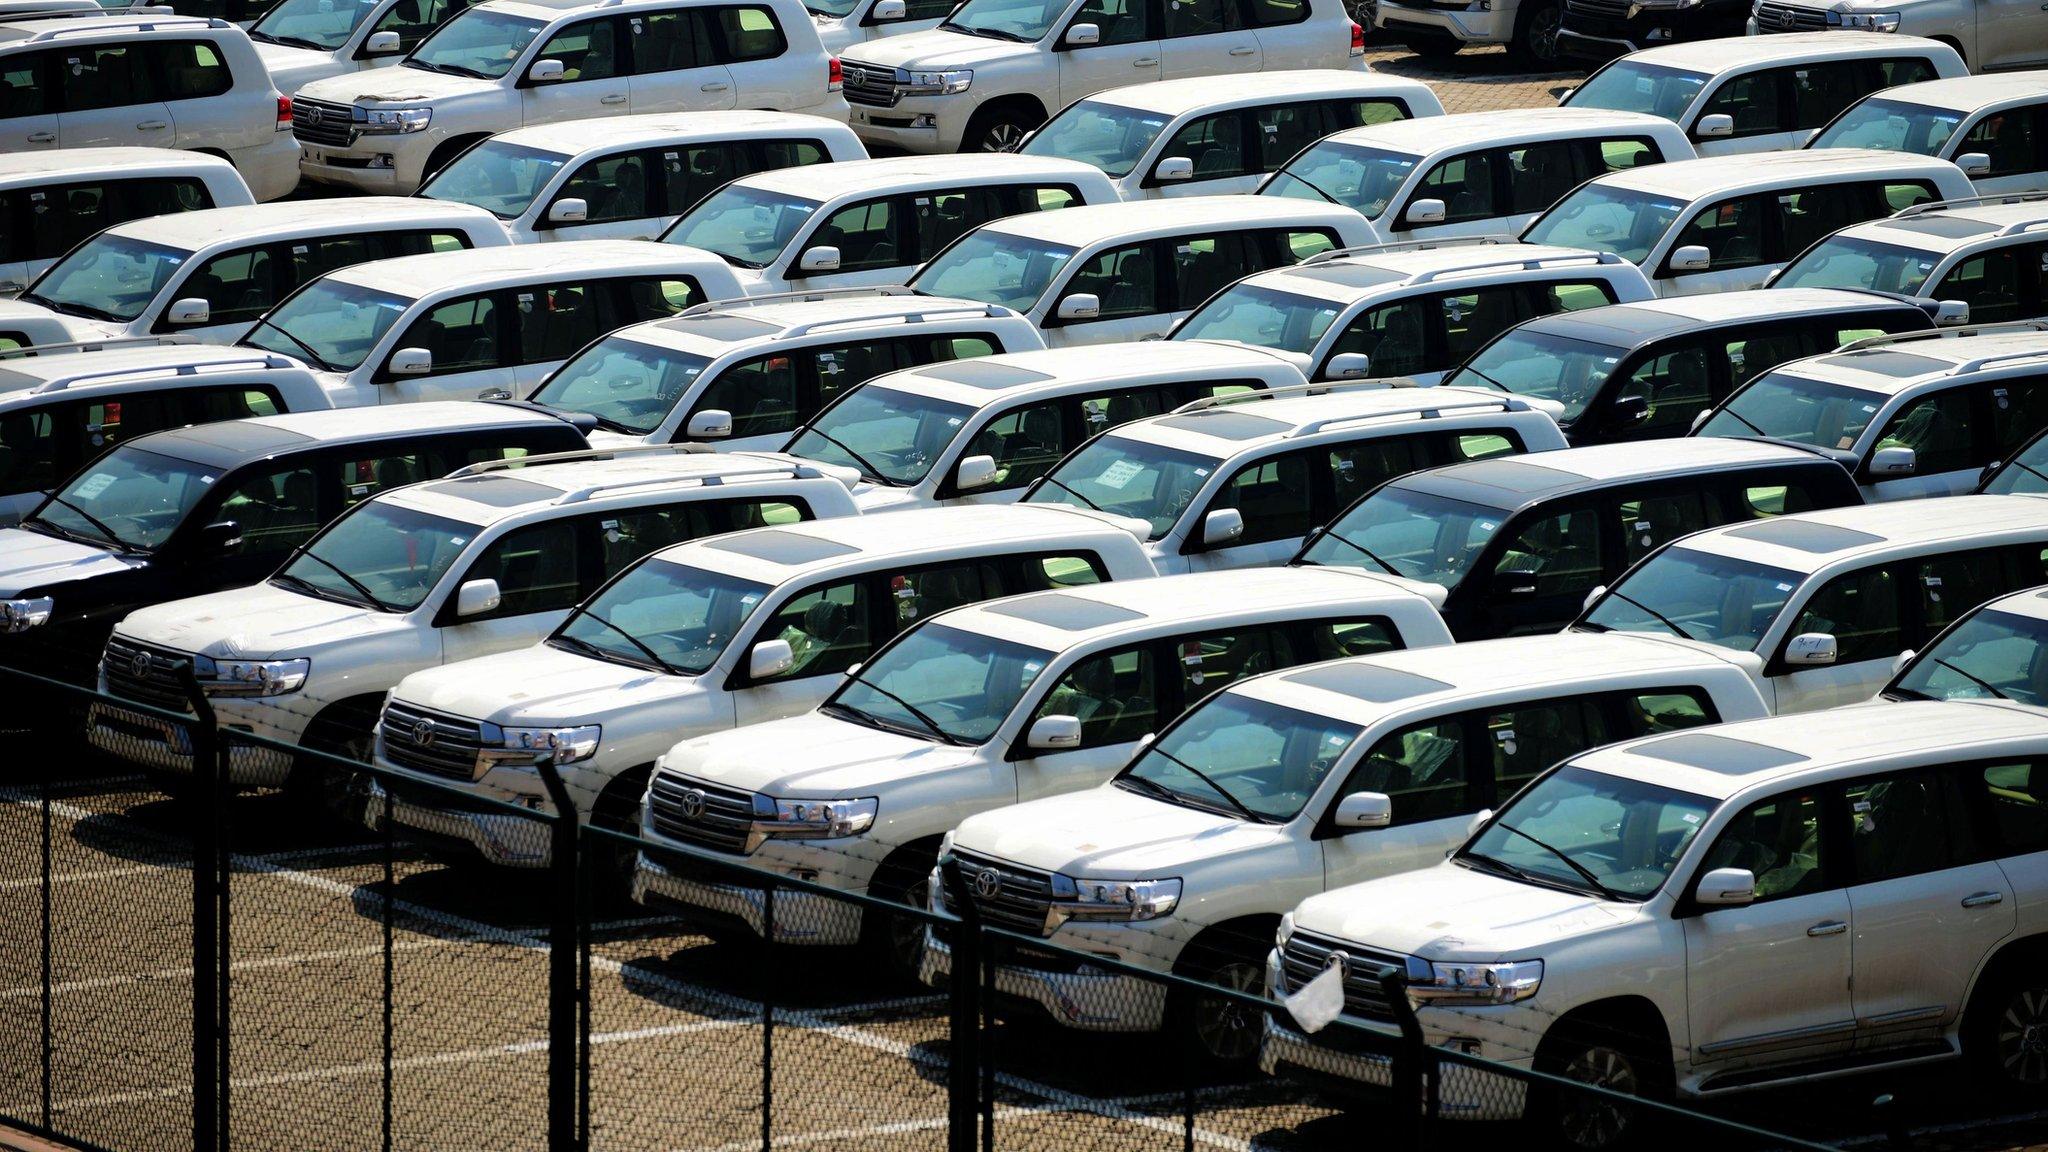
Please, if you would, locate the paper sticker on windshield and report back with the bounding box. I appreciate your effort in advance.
[1775,582,1793,591]
[74,473,116,499]
[1096,459,1144,490]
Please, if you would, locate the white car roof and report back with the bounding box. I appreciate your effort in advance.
[0,146,239,186]
[373,449,840,526]
[1247,241,1622,306]
[735,154,1106,201]
[645,504,1127,584]
[1959,583,2048,625]
[1598,287,1910,327]
[1771,326,2048,393]
[1846,72,2048,115]
[1606,31,1953,75]
[469,0,759,20]
[1401,436,1828,494]
[1083,70,1437,117]
[1599,148,1964,200]
[1665,493,2048,575]
[1573,700,2048,801]
[614,292,1016,356]
[239,399,564,439]
[979,196,1362,246]
[0,344,302,397]
[1317,107,1680,157]
[324,240,726,297]
[0,11,221,40]
[1822,196,2048,257]
[100,198,497,252]
[860,340,1300,407]
[1106,385,1538,455]
[486,111,858,157]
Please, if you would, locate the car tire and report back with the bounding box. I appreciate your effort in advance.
[1507,0,1564,68]
[1531,1015,1670,1150]
[1401,32,1462,59]
[289,729,371,827]
[1172,942,1268,1067]
[962,105,1042,153]
[1964,958,2048,1092]
[860,850,936,982]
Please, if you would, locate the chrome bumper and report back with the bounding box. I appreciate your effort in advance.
[363,779,552,867]
[920,930,1168,1032]
[86,702,293,787]
[630,854,863,945]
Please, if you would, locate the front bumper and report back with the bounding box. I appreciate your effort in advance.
[920,928,1168,1032]
[1375,1,1514,42]
[297,138,433,194]
[1558,0,1748,58]
[85,701,294,787]
[630,853,863,945]
[845,96,969,153]
[363,777,554,867]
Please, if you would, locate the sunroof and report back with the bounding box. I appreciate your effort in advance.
[668,314,779,342]
[1283,662,1452,703]
[1154,411,1287,441]
[1443,458,1581,494]
[1629,732,1807,775]
[919,361,1055,389]
[981,592,1145,632]
[426,475,557,507]
[1828,349,1949,377]
[701,529,860,565]
[1724,519,1884,554]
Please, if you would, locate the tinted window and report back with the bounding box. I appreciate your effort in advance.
[536,18,619,81]
[1847,768,1976,882]
[1488,698,1606,800]
[1790,61,1867,131]
[0,54,48,118]
[811,198,902,274]
[1623,344,1714,436]
[629,9,701,71]
[966,401,1067,492]
[1672,195,1769,272]
[1175,624,1295,701]
[1208,450,1313,546]
[215,463,321,560]
[1162,0,1237,37]
[1617,489,1709,565]
[465,520,583,618]
[398,295,501,376]
[1988,377,2048,456]
[1072,0,1151,43]
[1936,249,2027,325]
[1417,151,1495,225]
[1331,296,1429,376]
[370,0,477,53]
[1787,565,1899,665]
[58,44,151,113]
[515,282,622,365]
[1699,789,1830,903]
[1034,647,1158,749]
[1872,387,1975,475]
[1976,761,2047,855]
[1162,112,1245,182]
[1959,107,2044,179]
[1496,506,1605,598]
[1242,0,1308,24]
[1440,285,1522,365]
[150,40,233,101]
[558,152,651,225]
[177,246,282,329]
[1698,71,1784,138]
[1505,141,1585,216]
[0,408,54,498]
[713,5,785,61]
[1343,719,1470,826]
[760,580,868,681]
[1620,689,1716,736]
[14,178,213,264]
[1063,242,1158,321]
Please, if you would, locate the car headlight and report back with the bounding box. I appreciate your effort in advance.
[0,596,52,634]
[1049,874,1181,924]
[488,724,601,766]
[1410,959,1543,1005]
[1276,911,1295,950]
[359,106,432,133]
[903,68,971,94]
[761,795,878,839]
[197,656,310,697]
[1828,10,1899,29]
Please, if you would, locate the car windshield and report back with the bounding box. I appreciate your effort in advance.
[530,337,713,435]
[407,9,547,79]
[417,141,570,220]
[662,184,821,269]
[828,623,1053,743]
[1523,182,1688,265]
[941,0,1067,42]
[1024,434,1221,540]
[1984,436,2048,495]
[1773,236,1941,297]
[806,0,860,16]
[1891,608,2048,706]
[1263,142,1420,219]
[1296,487,1509,588]
[1460,765,1715,900]
[275,501,476,611]
[1698,372,1885,450]
[23,234,189,322]
[1172,283,1341,353]
[1447,330,1626,424]
[29,446,215,551]
[242,279,411,371]
[1579,546,1803,651]
[908,231,1078,313]
[1021,100,1171,178]
[786,384,976,485]
[251,0,379,50]
[551,559,772,675]
[1119,692,1364,822]
[1810,98,1963,155]
[1568,61,1709,122]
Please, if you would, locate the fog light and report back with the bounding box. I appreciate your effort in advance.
[1646,25,1672,37]
[369,154,394,169]
[1445,1037,1482,1055]
[912,113,936,128]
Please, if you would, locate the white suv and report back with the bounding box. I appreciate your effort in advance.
[94,445,861,784]
[1749,0,2048,73]
[1269,702,2048,1140]
[250,0,572,97]
[0,148,252,296]
[935,631,1768,1061]
[372,503,1155,864]
[292,0,847,196]
[1882,584,2048,707]
[0,11,300,200]
[836,0,1364,154]
[635,566,1451,963]
[1809,76,2048,195]
[1772,194,2048,325]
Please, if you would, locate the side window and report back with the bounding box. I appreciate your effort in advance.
[1616,489,1710,565]
[1326,98,1408,131]
[1062,242,1159,321]
[58,43,152,113]
[1586,135,1658,173]
[77,394,174,457]
[175,246,282,329]
[1619,689,1717,737]
[1987,377,2048,456]
[1241,0,1308,24]
[812,337,914,411]
[1487,698,1606,801]
[1279,228,1340,262]
[1171,231,1258,311]
[1505,141,1584,216]
[1936,250,2025,324]
[1959,109,2040,179]
[1790,61,1867,131]
[659,145,740,214]
[118,176,213,219]
[1779,184,1911,262]
[1415,151,1496,225]
[1025,553,1108,589]
[759,580,868,681]
[1875,56,1939,86]
[1032,647,1159,750]
[1208,450,1314,546]
[938,333,998,359]
[0,408,53,498]
[1303,617,1401,661]
[463,520,583,618]
[558,152,651,226]
[1075,386,1167,436]
[1330,296,1429,377]
[1439,285,1523,365]
[695,354,797,440]
[1915,548,2014,638]
[1786,565,1899,666]
[965,401,1067,493]
[1160,112,1245,183]
[1250,103,1324,174]
[1341,719,1471,826]
[1699,70,1786,139]
[713,5,786,61]
[1975,761,2048,855]
[1071,0,1153,44]
[338,451,425,507]
[1740,480,1828,517]
[1495,506,1606,599]
[1026,184,1082,212]
[1698,790,1830,903]
[1161,0,1238,38]
[1174,625,1296,702]
[918,188,1018,258]
[1845,768,1976,883]
[370,0,473,52]
[621,276,701,321]
[809,198,902,274]
[1447,429,1519,460]
[1671,195,1769,273]
[1872,387,1975,477]
[535,18,619,82]
[27,183,110,262]
[188,386,280,421]
[628,11,700,74]
[1537,280,1617,313]
[289,235,382,283]
[1622,344,1715,437]
[889,560,989,628]
[214,464,321,560]
[516,283,615,365]
[1722,326,1810,390]
[0,53,48,119]
[399,294,501,376]
[148,40,233,102]
[1327,435,1424,513]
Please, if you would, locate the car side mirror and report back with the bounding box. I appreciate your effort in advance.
[1934,299,1969,327]
[1403,197,1446,226]
[1694,113,1734,139]
[1667,244,1711,274]
[363,28,402,53]
[798,245,841,273]
[1063,20,1099,45]
[1785,632,1838,666]
[454,577,501,618]
[1333,791,1392,830]
[954,453,997,490]
[199,519,241,552]
[548,197,589,224]
[1324,351,1371,380]
[386,346,432,376]
[1690,409,1712,433]
[1956,151,1990,177]
[1056,292,1100,321]
[1493,569,1539,597]
[1695,866,1756,907]
[1891,648,1916,676]
[871,0,907,17]
[1152,155,1194,183]
[1583,584,1606,612]
[1026,713,1083,751]
[166,297,211,326]
[686,408,732,439]
[748,637,794,680]
[1201,506,1244,546]
[528,58,565,83]
[1611,393,1650,426]
[1466,808,1492,838]
[1869,445,1916,476]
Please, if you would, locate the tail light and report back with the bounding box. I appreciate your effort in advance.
[1349,21,1365,55]
[276,95,293,130]
[828,57,843,92]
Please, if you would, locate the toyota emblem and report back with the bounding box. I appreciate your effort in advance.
[1776,7,1793,26]
[973,868,1002,899]
[1324,950,1350,982]
[302,106,322,125]
[130,652,151,680]
[679,788,707,820]
[411,718,435,748]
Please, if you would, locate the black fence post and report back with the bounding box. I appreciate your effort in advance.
[180,664,222,1152]
[38,725,51,1132]
[762,884,775,1152]
[1381,970,1424,1150]
[938,857,980,1152]
[381,781,395,1152]
[534,755,584,1152]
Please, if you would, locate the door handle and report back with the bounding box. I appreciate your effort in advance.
[600,94,628,104]
[1228,44,1255,54]
[26,131,54,143]
[700,82,730,92]
[1806,920,1848,937]
[1134,57,1157,66]
[137,119,168,130]
[1962,891,2005,908]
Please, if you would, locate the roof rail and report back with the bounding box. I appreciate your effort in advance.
[1837,319,2048,354]
[1287,396,1530,439]
[554,460,838,504]
[1300,235,1516,267]
[29,352,297,395]
[1890,189,2048,220]
[1949,349,2048,377]
[8,4,175,20]
[1169,379,1407,414]
[1410,250,1622,284]
[0,334,194,361]
[26,12,220,38]
[674,286,914,318]
[442,442,714,478]
[781,303,1017,340]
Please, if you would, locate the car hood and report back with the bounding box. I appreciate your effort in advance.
[298,65,496,104]
[953,785,1282,876]
[841,27,1037,70]
[1304,567,1445,607]
[393,643,706,724]
[0,527,134,596]
[850,485,926,513]
[1290,863,1643,961]
[257,41,344,93]
[662,711,971,796]
[114,582,407,658]
[0,299,118,340]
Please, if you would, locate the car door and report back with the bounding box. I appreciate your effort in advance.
[155,242,289,343]
[436,517,593,666]
[1159,0,1257,80]
[54,39,174,148]
[1861,385,1985,501]
[705,4,798,110]
[1928,246,2032,325]
[542,150,662,241]
[1972,0,2048,70]
[1242,0,1321,68]
[1479,500,1612,638]
[195,455,332,594]
[1683,786,1858,1074]
[1186,446,1318,572]
[154,39,249,153]
[1393,148,1503,240]
[1014,642,1161,802]
[381,292,520,403]
[1045,239,1167,346]
[1150,110,1250,197]
[1658,193,1775,298]
[1689,67,1799,157]
[624,8,737,112]
[1315,714,1477,889]
[1770,563,1904,713]
[1950,105,2048,195]
[0,50,60,151]
[1056,0,1160,107]
[788,194,917,290]
[522,15,631,124]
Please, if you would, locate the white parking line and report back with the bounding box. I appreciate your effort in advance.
[667,1104,1061,1152]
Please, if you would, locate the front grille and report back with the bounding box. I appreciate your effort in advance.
[292,97,358,148]
[647,773,763,855]
[380,701,483,781]
[1279,931,1412,1021]
[1752,1,1826,30]
[102,636,195,712]
[840,62,900,107]
[1565,0,1632,19]
[941,849,1057,937]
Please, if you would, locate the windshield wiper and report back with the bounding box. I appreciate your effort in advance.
[34,493,126,550]
[1450,362,1511,393]
[940,19,1026,38]
[248,318,339,372]
[561,608,685,676]
[584,413,640,436]
[24,294,120,322]
[284,546,394,611]
[1138,745,1273,824]
[845,672,964,745]
[798,426,897,486]
[1713,406,1769,438]
[1495,822,1625,901]
[1930,656,2012,701]
[1597,588,1697,640]
[1309,526,1403,577]
[1995,457,2048,491]
[1035,473,1102,512]
[1276,171,1341,206]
